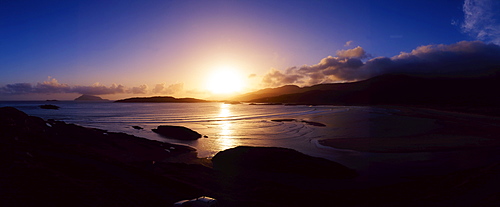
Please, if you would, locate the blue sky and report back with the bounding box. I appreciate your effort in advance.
[1,0,499,100]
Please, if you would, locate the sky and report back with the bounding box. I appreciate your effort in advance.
[1,0,500,100]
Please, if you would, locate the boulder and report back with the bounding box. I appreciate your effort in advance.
[152,125,202,140]
[212,146,356,179]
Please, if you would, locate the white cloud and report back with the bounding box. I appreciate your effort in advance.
[461,0,500,44]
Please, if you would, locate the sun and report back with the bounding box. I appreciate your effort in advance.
[206,67,244,94]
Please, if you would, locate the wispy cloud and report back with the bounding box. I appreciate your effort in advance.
[261,41,500,87]
[344,40,353,47]
[461,0,500,44]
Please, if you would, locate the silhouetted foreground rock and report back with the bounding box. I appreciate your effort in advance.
[0,107,206,207]
[212,146,356,179]
[152,125,202,140]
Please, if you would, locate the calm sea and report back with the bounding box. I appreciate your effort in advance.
[2,101,498,182]
[0,101,349,159]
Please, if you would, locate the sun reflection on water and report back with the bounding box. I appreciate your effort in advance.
[216,103,238,149]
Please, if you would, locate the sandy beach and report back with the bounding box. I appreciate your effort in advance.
[312,107,500,153]
[313,106,500,153]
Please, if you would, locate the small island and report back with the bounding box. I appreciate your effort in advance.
[74,94,109,102]
[115,96,210,103]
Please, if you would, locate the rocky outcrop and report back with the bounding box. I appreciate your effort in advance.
[39,104,60,110]
[152,125,202,140]
[212,146,356,179]
[0,107,204,206]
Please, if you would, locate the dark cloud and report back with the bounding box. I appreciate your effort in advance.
[0,77,150,95]
[261,41,500,87]
[0,77,73,94]
[0,83,33,94]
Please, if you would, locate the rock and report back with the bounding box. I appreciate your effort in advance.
[212,146,356,179]
[271,119,296,122]
[301,120,326,127]
[152,125,202,140]
[271,119,326,127]
[39,104,60,110]
[132,126,143,130]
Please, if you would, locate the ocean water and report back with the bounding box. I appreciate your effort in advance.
[2,101,499,182]
[0,101,349,159]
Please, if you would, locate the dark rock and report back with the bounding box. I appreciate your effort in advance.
[1,107,50,143]
[152,125,202,140]
[132,126,143,130]
[39,104,60,110]
[212,146,356,179]
[271,119,326,127]
[271,119,296,122]
[0,107,203,206]
[301,120,326,127]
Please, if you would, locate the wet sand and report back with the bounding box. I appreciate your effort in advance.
[313,106,500,153]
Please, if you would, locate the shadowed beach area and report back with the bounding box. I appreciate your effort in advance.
[1,106,499,206]
[314,106,500,153]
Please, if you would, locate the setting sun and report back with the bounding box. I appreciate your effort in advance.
[206,67,245,94]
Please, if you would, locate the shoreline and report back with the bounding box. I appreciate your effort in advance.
[306,105,500,153]
[2,106,500,206]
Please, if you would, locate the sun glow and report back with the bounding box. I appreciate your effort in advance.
[206,66,245,94]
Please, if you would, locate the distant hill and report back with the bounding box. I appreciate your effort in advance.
[247,73,500,108]
[115,96,210,103]
[75,94,108,101]
[231,85,302,102]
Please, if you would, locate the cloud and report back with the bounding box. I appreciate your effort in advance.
[70,83,125,95]
[262,68,303,87]
[0,77,162,95]
[127,84,148,94]
[0,77,73,94]
[461,0,500,44]
[0,83,33,94]
[152,83,184,94]
[261,41,500,87]
[336,46,369,59]
[248,74,257,78]
[344,40,353,47]
[34,77,71,93]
